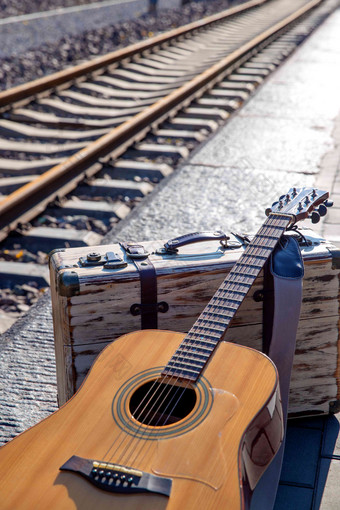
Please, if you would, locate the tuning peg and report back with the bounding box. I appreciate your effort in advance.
[318,204,327,217]
[325,200,334,208]
[271,201,278,208]
[310,211,320,224]
[265,208,272,217]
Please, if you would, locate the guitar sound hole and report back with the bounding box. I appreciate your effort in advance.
[129,380,197,427]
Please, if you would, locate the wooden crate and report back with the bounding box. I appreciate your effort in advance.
[49,228,340,415]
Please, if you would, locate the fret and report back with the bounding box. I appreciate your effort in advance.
[162,212,292,382]
[214,290,244,302]
[249,238,277,248]
[186,330,220,345]
[180,343,213,355]
[168,359,203,371]
[191,323,225,334]
[184,334,218,345]
[199,314,230,324]
[172,352,208,364]
[176,348,209,360]
[256,233,280,241]
[230,267,260,277]
[246,245,272,256]
[203,308,233,318]
[258,226,286,235]
[211,296,241,312]
[260,222,287,230]
[234,261,264,270]
[215,283,248,294]
[166,366,202,377]
[228,272,254,281]
[213,286,246,296]
[213,293,243,304]
[259,221,286,229]
[163,367,200,379]
[202,298,243,312]
[207,301,239,312]
[239,253,268,262]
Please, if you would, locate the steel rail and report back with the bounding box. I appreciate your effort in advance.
[0,0,266,110]
[0,0,322,242]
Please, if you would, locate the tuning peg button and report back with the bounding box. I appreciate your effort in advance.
[325,200,334,208]
[311,211,320,224]
[318,204,327,217]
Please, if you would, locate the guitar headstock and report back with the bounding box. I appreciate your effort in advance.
[265,187,331,224]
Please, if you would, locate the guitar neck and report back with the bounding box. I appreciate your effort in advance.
[162,212,292,382]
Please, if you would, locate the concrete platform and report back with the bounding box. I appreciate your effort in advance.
[1,5,340,509]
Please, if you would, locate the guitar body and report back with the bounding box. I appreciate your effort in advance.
[0,330,282,510]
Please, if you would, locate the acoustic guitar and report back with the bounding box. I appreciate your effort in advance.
[0,187,330,510]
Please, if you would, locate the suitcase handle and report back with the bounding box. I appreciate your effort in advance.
[162,230,229,253]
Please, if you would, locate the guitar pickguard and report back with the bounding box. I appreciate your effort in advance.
[153,388,239,490]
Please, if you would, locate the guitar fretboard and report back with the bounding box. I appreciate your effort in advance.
[162,213,292,382]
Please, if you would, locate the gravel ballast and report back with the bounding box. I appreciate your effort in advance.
[0,0,237,90]
[0,0,142,19]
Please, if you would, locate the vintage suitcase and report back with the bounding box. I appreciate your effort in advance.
[49,227,340,415]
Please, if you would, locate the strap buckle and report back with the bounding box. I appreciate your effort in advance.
[121,243,150,260]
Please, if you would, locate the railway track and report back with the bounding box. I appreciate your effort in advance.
[0,0,338,326]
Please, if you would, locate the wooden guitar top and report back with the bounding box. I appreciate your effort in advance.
[0,330,282,510]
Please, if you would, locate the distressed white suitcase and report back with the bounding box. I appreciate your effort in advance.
[49,227,340,415]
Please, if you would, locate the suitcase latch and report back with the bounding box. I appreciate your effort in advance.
[79,251,127,269]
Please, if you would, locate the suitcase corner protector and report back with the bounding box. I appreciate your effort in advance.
[48,248,66,269]
[327,246,340,270]
[57,270,80,297]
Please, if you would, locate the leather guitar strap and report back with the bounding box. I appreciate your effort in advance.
[251,235,304,510]
[120,243,158,329]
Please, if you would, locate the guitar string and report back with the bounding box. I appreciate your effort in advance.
[119,215,292,467]
[102,215,291,469]
[103,214,290,467]
[107,333,206,465]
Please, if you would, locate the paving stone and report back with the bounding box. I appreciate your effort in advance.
[279,427,322,486]
[274,484,313,510]
[316,458,340,510]
[291,416,326,430]
[321,415,340,458]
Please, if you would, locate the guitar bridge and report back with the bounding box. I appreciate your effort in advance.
[60,455,172,497]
